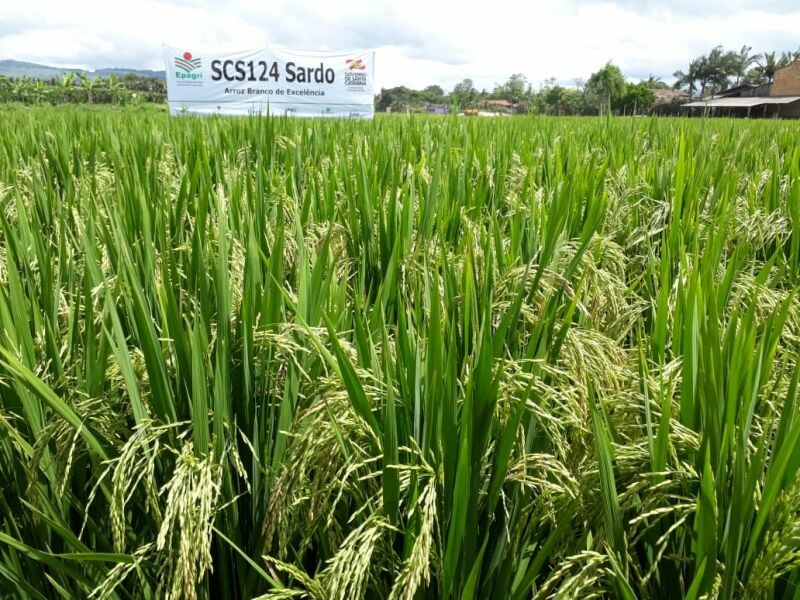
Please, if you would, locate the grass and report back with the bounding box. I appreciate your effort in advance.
[0,108,799,599]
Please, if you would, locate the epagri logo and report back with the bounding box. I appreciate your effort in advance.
[175,51,203,84]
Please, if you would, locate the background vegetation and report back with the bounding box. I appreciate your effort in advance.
[377,45,800,115]
[0,109,800,599]
[0,73,166,106]
[673,45,800,99]
[3,43,799,116]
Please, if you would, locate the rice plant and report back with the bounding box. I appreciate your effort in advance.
[1,108,800,599]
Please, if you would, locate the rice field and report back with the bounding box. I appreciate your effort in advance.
[0,108,799,599]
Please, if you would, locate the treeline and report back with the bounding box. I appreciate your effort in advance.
[377,44,800,114]
[673,45,800,98]
[0,73,166,105]
[376,66,665,115]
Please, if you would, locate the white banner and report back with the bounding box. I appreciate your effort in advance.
[162,45,375,118]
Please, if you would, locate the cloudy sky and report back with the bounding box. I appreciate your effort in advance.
[1,0,799,90]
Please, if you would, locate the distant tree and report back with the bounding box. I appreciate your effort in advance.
[77,72,100,104]
[121,72,144,93]
[451,78,477,108]
[56,72,75,103]
[754,51,780,83]
[673,47,740,98]
[673,58,702,99]
[729,45,760,86]
[616,82,655,114]
[644,75,669,90]
[586,62,626,114]
[105,73,122,103]
[540,83,585,115]
[0,76,9,102]
[673,44,800,96]
[31,79,48,103]
[561,88,586,114]
[422,85,445,103]
[779,50,798,67]
[12,77,31,103]
[0,71,166,105]
[495,73,528,104]
[747,49,800,85]
[375,86,417,112]
[693,46,736,96]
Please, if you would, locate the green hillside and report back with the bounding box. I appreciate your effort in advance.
[0,59,164,80]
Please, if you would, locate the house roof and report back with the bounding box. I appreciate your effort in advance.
[775,59,800,75]
[683,96,800,108]
[485,99,513,107]
[712,84,758,98]
[652,89,689,104]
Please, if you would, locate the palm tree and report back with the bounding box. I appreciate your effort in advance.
[696,46,735,96]
[673,58,701,99]
[57,72,75,103]
[777,50,800,70]
[33,79,49,104]
[644,75,668,90]
[106,74,121,103]
[730,45,760,86]
[12,77,31,103]
[77,72,98,104]
[755,51,780,83]
[0,75,10,102]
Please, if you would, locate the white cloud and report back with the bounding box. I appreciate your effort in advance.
[1,0,799,90]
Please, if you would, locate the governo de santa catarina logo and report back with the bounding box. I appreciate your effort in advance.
[174,51,203,84]
[344,58,368,88]
[346,58,366,71]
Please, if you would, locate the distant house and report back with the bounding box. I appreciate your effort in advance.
[649,89,690,115]
[426,103,448,114]
[683,59,800,118]
[652,89,689,105]
[707,83,759,98]
[483,99,515,113]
